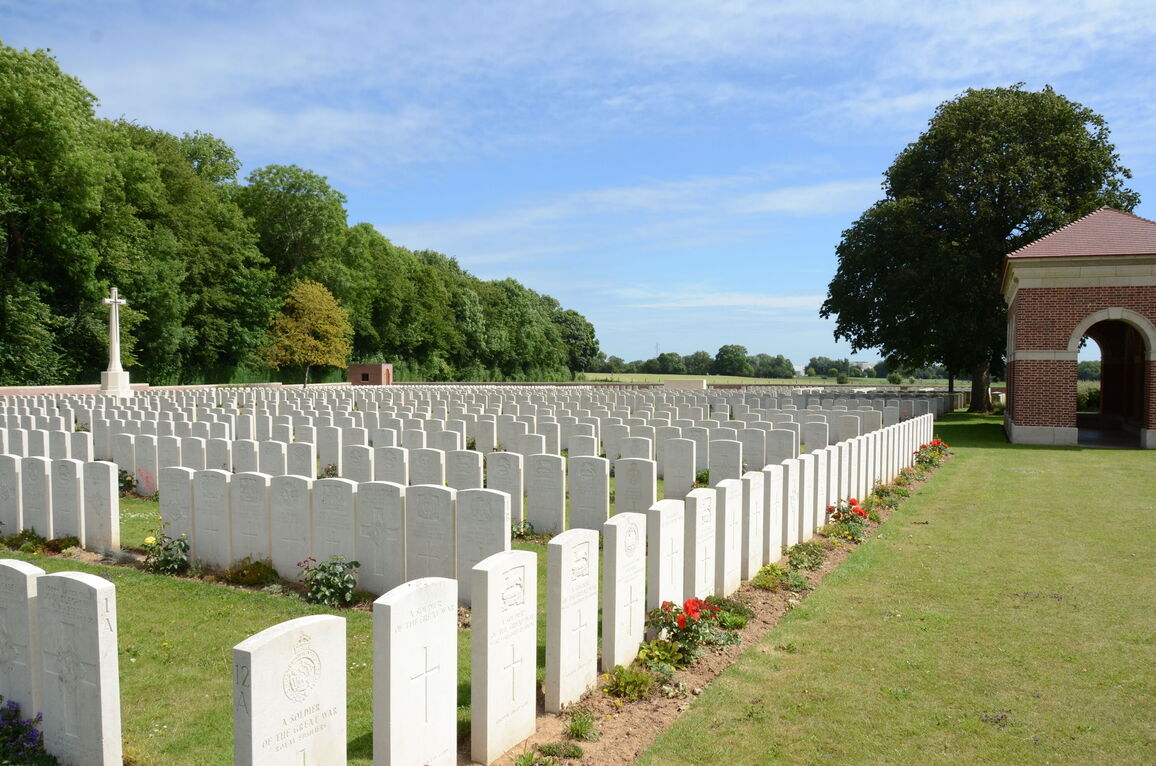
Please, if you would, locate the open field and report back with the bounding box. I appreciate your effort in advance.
[577,372,955,387]
[640,414,1156,765]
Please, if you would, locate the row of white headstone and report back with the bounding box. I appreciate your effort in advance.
[0,412,934,765]
[0,455,120,553]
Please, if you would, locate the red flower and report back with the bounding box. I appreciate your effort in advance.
[848,498,858,505]
[661,601,674,612]
[677,614,688,629]
[826,504,835,513]
[683,598,702,619]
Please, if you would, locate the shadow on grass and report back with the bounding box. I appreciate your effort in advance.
[934,411,1103,452]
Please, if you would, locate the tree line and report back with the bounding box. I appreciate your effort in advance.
[0,43,599,386]
[588,345,795,378]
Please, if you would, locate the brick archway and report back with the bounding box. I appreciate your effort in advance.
[1001,208,1156,448]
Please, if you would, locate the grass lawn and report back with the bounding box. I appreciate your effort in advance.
[639,413,1156,765]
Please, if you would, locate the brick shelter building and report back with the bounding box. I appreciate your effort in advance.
[1002,207,1156,448]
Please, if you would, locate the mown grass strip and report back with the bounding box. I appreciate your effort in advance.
[638,413,1156,765]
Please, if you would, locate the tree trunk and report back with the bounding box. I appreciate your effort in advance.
[303,365,311,387]
[968,360,991,412]
[948,375,955,394]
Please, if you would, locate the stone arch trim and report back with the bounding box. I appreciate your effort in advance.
[1066,307,1156,360]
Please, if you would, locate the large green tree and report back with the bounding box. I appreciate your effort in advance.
[821,85,1138,410]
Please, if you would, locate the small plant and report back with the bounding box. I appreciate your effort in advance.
[693,469,710,487]
[602,664,656,701]
[787,541,825,571]
[2,528,47,553]
[43,536,81,554]
[751,563,789,590]
[514,749,558,766]
[564,708,600,741]
[511,519,535,539]
[223,557,280,586]
[823,497,869,543]
[142,528,192,576]
[645,598,736,665]
[785,570,811,592]
[317,463,340,479]
[538,741,583,759]
[660,680,690,698]
[914,438,951,469]
[118,469,137,497]
[717,610,748,630]
[0,696,58,765]
[638,638,686,669]
[299,555,361,607]
[705,595,755,619]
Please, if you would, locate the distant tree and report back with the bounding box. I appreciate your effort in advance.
[262,279,353,385]
[655,352,686,375]
[683,350,714,375]
[804,366,816,377]
[605,355,627,373]
[1077,360,1101,381]
[822,85,1139,410]
[714,344,753,376]
[552,308,601,375]
[872,361,889,378]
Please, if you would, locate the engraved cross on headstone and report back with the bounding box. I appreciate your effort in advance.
[410,645,440,724]
[503,643,522,702]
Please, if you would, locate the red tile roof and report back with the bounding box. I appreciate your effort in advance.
[1005,207,1156,259]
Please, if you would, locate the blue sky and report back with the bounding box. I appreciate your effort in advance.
[5,1,1155,366]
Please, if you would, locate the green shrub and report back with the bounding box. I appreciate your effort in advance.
[603,664,656,701]
[2,528,47,553]
[751,563,789,590]
[787,541,825,571]
[786,570,812,592]
[637,639,686,669]
[43,536,80,554]
[694,469,710,487]
[118,469,137,496]
[705,595,755,619]
[142,529,192,575]
[299,555,361,607]
[223,557,280,586]
[564,708,600,741]
[538,741,583,758]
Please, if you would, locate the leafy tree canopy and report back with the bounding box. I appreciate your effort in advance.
[261,279,353,384]
[821,84,1138,410]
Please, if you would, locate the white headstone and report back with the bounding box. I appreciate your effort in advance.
[683,488,716,599]
[0,454,22,535]
[193,469,232,568]
[601,512,647,670]
[646,499,685,611]
[21,456,53,539]
[405,485,456,580]
[485,452,523,525]
[0,559,44,720]
[525,453,565,535]
[614,457,657,515]
[456,488,511,606]
[38,571,122,766]
[270,475,313,580]
[567,455,610,532]
[545,528,599,713]
[714,478,743,596]
[231,472,272,564]
[471,549,537,765]
[312,478,357,563]
[51,458,84,542]
[373,577,458,766]
[232,614,346,765]
[740,470,765,579]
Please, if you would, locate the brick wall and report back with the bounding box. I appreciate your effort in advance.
[1010,284,1156,430]
[1009,359,1078,427]
[1013,286,1156,349]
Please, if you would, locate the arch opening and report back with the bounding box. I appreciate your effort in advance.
[1076,320,1146,447]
